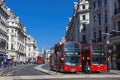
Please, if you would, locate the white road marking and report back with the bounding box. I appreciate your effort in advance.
[0,74,120,80]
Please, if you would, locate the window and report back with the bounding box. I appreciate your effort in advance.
[93,16,96,26]
[99,30,102,41]
[12,29,14,33]
[82,24,86,31]
[7,43,8,49]
[94,32,96,41]
[114,2,117,14]
[82,35,86,42]
[105,10,107,23]
[11,44,14,50]
[98,0,102,8]
[7,29,9,33]
[117,21,120,31]
[105,27,108,33]
[98,14,101,25]
[118,0,120,8]
[82,15,86,20]
[104,0,107,6]
[28,37,30,40]
[93,2,96,10]
[82,4,85,9]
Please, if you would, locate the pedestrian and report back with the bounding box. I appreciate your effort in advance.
[10,61,13,68]
[3,59,7,68]
[0,62,1,68]
[86,61,90,73]
[1,61,3,68]
[8,61,10,67]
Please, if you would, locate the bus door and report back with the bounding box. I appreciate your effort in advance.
[82,45,90,73]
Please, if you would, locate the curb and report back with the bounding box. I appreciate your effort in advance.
[34,64,62,75]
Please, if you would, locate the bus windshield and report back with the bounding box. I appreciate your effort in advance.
[64,42,80,55]
[64,42,80,52]
[92,44,106,64]
[65,55,80,66]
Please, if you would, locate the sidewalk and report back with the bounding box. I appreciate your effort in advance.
[109,70,120,74]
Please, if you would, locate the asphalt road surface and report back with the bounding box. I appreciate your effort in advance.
[1,64,47,76]
[0,63,120,80]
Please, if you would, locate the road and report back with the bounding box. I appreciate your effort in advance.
[0,63,120,80]
[1,64,47,76]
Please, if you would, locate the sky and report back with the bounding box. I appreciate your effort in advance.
[6,0,78,50]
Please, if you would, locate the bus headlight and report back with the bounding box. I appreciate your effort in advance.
[61,58,64,61]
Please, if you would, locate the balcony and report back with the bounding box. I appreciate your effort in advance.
[80,19,89,23]
[113,8,120,20]
[110,31,120,37]
[110,31,120,41]
[77,9,89,13]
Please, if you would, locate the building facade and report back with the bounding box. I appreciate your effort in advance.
[88,0,120,70]
[7,8,26,63]
[65,0,90,43]
[88,0,110,43]
[0,0,8,64]
[109,0,120,70]
[88,0,112,70]
[0,0,40,65]
[78,0,90,43]
[26,35,39,63]
[65,0,120,70]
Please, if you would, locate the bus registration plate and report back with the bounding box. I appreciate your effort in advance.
[71,69,75,72]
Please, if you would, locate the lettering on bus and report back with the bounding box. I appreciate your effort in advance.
[92,52,105,55]
[65,52,80,55]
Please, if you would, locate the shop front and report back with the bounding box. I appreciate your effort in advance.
[110,37,120,70]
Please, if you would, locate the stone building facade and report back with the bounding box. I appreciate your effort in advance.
[65,0,90,43]
[7,9,26,63]
[0,0,8,64]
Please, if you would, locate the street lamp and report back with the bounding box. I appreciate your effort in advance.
[102,32,112,72]
[106,40,110,45]
[102,30,120,71]
[106,39,110,72]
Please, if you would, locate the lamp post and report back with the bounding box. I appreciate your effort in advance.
[102,32,112,72]
[106,39,110,72]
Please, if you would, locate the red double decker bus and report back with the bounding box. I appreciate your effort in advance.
[36,56,44,64]
[50,41,82,72]
[81,43,107,73]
